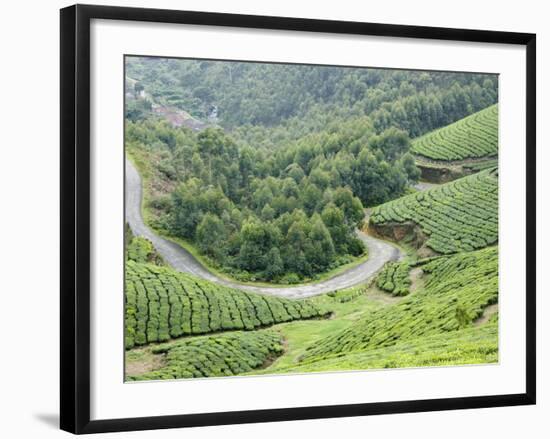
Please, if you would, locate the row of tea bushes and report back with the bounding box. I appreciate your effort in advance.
[127,330,283,380]
[265,319,497,374]
[125,261,328,349]
[411,104,498,161]
[301,246,498,362]
[369,169,498,254]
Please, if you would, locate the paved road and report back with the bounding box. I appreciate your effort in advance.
[126,159,403,298]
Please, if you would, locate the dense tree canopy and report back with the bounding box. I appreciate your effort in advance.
[126,119,404,282]
[125,57,497,283]
[127,57,497,144]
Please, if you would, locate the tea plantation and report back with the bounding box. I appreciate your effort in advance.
[411,104,498,161]
[376,261,412,296]
[301,246,498,362]
[128,330,283,380]
[126,235,164,266]
[125,247,499,379]
[369,169,498,254]
[261,319,497,374]
[125,261,328,349]
[463,158,499,173]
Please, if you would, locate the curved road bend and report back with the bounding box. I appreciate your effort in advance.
[126,159,403,299]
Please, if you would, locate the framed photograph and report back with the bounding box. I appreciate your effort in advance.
[60,4,536,434]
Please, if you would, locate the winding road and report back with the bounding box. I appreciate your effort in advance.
[126,159,403,298]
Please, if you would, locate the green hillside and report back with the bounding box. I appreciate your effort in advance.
[411,104,498,161]
[126,57,497,138]
[126,248,498,379]
[124,58,501,382]
[125,261,328,349]
[369,169,498,254]
[300,247,498,364]
[128,330,283,381]
[260,321,497,374]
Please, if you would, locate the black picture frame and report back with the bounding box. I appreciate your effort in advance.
[60,4,536,434]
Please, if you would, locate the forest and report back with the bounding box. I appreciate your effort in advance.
[125,58,497,135]
[126,57,497,283]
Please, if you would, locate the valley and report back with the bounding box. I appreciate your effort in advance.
[124,57,499,380]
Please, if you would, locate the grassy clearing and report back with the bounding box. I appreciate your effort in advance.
[266,288,386,370]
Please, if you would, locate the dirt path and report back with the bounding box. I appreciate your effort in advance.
[474,303,498,326]
[126,159,404,298]
[408,267,425,293]
[414,181,440,191]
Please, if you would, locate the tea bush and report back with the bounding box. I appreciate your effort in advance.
[376,261,412,296]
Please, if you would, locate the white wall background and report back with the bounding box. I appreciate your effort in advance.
[0,0,546,437]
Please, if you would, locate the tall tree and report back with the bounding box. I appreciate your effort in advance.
[196,213,227,259]
[306,214,335,270]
